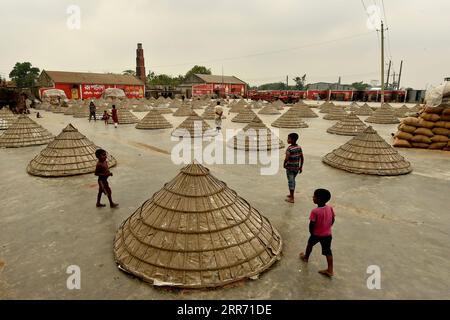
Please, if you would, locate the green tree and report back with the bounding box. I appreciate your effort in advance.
[184,65,211,80]
[351,81,371,90]
[122,69,136,76]
[9,62,40,88]
[293,74,307,90]
[147,71,183,86]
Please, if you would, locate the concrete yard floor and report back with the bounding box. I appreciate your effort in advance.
[1,102,449,300]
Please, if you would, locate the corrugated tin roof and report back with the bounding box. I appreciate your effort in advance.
[43,70,144,86]
[194,74,246,85]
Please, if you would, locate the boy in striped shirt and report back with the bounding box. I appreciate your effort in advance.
[284,133,304,203]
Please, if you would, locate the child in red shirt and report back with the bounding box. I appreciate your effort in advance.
[300,188,335,277]
[95,149,119,208]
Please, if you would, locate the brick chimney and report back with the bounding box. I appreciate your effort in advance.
[136,43,146,83]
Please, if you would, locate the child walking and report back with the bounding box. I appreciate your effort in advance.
[101,110,110,126]
[300,188,335,277]
[94,149,119,208]
[284,133,304,203]
[111,105,119,128]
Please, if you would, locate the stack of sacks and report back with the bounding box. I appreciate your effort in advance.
[393,104,450,150]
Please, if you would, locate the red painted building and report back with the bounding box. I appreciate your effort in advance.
[37,70,145,100]
[180,74,247,98]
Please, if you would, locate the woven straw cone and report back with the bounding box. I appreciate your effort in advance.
[345,102,360,112]
[169,100,183,109]
[322,126,412,175]
[153,106,173,114]
[0,108,18,130]
[132,104,151,112]
[365,104,400,124]
[113,163,282,288]
[201,105,216,120]
[229,101,248,113]
[323,106,348,120]
[271,100,285,110]
[27,124,117,177]
[73,107,90,118]
[327,112,367,136]
[173,106,194,117]
[319,102,336,113]
[295,100,308,106]
[0,115,54,148]
[271,108,309,128]
[394,105,410,118]
[192,100,206,109]
[355,103,373,116]
[39,102,52,111]
[228,116,285,151]
[52,105,67,114]
[249,101,263,109]
[171,111,217,137]
[382,103,395,111]
[410,104,424,113]
[63,105,78,115]
[289,105,318,118]
[201,106,228,120]
[136,109,173,130]
[231,107,258,123]
[108,109,139,124]
[258,104,281,115]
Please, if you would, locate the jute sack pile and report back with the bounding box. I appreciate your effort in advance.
[393,104,450,150]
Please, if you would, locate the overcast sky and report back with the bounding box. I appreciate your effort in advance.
[1,0,449,89]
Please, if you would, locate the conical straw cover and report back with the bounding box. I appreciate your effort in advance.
[271,108,309,128]
[201,105,216,120]
[169,99,182,108]
[229,116,285,150]
[173,105,193,117]
[355,103,373,116]
[365,104,400,124]
[113,163,282,288]
[0,108,18,129]
[231,107,257,123]
[27,123,117,177]
[271,100,285,110]
[229,101,248,113]
[171,111,217,137]
[136,109,173,130]
[323,106,348,120]
[108,108,139,124]
[258,104,281,115]
[289,105,318,118]
[326,112,367,135]
[394,105,410,117]
[0,115,54,148]
[153,106,173,114]
[73,106,90,118]
[319,102,335,113]
[322,126,412,175]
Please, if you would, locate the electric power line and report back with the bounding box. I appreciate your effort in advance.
[152,31,376,69]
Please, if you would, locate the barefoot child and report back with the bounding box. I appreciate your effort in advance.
[300,189,335,277]
[284,133,304,203]
[101,110,110,126]
[94,149,119,208]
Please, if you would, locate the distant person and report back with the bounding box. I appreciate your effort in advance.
[89,101,97,122]
[111,105,118,128]
[101,110,110,126]
[300,188,335,277]
[36,112,42,118]
[94,149,118,208]
[214,101,223,132]
[284,133,304,203]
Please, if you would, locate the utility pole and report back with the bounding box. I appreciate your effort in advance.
[286,75,289,89]
[397,60,403,89]
[386,60,391,90]
[392,72,396,90]
[380,21,385,105]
